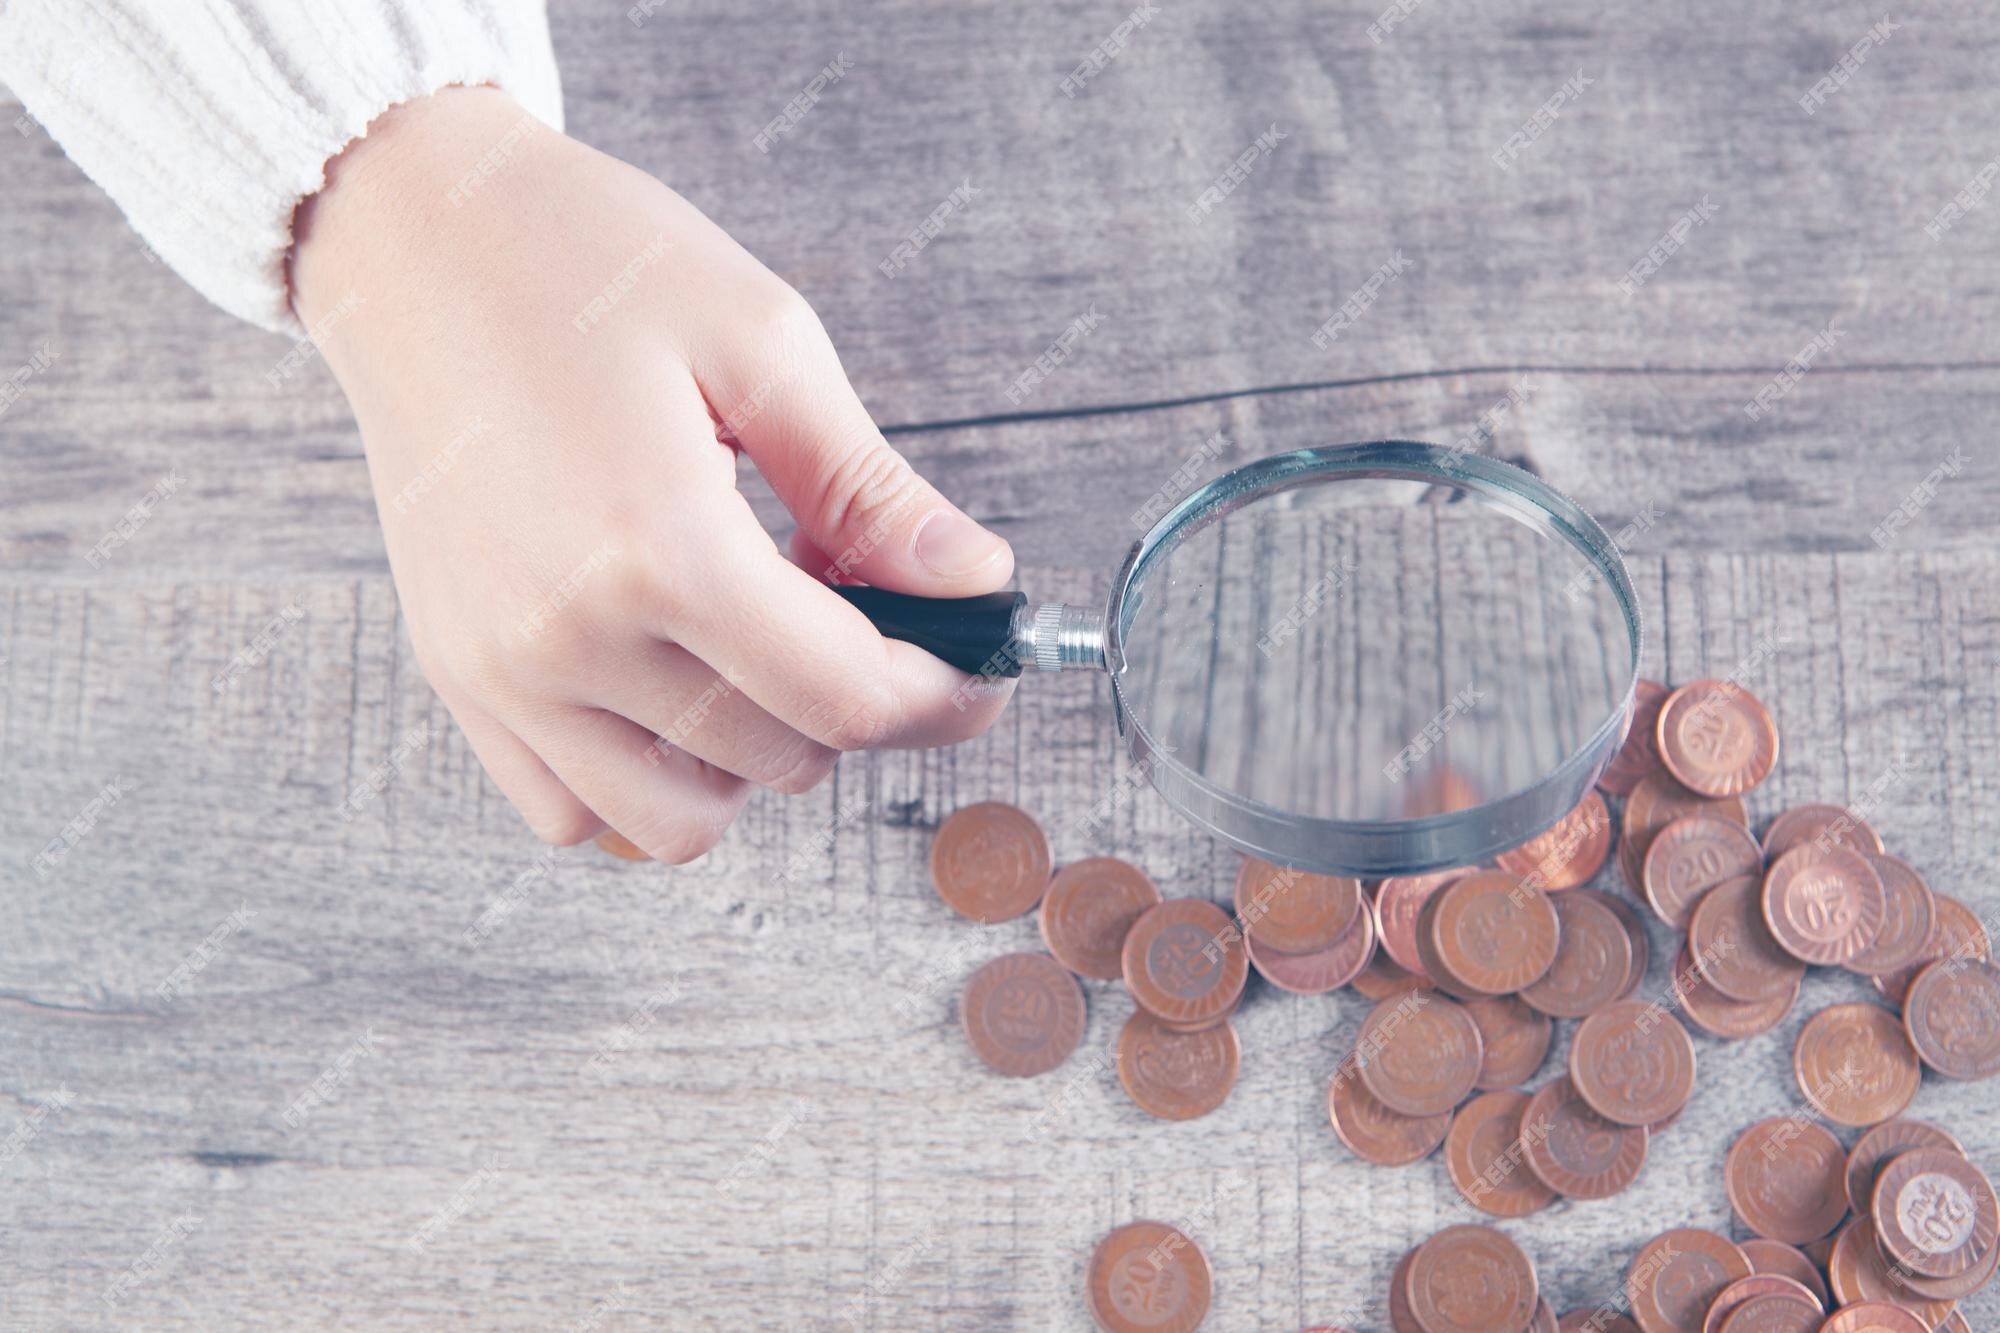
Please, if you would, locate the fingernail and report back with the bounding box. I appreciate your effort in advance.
[914,509,1006,577]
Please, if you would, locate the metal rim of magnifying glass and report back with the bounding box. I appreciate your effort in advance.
[1102,440,1643,877]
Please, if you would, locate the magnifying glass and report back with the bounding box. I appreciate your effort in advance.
[834,441,1641,876]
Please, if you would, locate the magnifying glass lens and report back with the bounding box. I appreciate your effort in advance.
[1118,472,1633,827]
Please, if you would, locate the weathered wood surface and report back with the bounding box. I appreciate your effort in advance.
[3,0,1998,1328]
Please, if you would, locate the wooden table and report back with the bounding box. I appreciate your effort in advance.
[4,1,1997,1326]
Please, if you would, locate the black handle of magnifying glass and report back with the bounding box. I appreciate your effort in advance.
[830,587,1028,676]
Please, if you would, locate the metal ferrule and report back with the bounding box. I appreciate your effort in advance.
[1011,601,1107,672]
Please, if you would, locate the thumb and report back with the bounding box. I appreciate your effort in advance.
[718,325,1013,595]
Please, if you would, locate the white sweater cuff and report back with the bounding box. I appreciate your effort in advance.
[0,0,564,336]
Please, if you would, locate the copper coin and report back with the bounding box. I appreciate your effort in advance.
[1825,1217,1956,1328]
[1247,903,1375,995]
[1939,1310,1973,1332]
[1569,999,1697,1127]
[1701,1274,1822,1333]
[1586,887,1654,998]
[1625,1226,1752,1333]
[1416,888,1497,1002]
[1713,1291,1820,1333]
[1814,1305,1928,1333]
[1234,856,1364,955]
[1842,855,1936,977]
[1407,1224,1540,1333]
[1155,986,1242,1034]
[1726,1118,1850,1245]
[593,829,651,860]
[1121,898,1248,1030]
[1560,1315,1642,1333]
[1429,870,1562,995]
[1623,770,1749,894]
[960,952,1086,1077]
[1465,994,1555,1091]
[1793,1003,1921,1127]
[1520,1074,1648,1200]
[1355,989,1483,1117]
[1871,1146,2000,1281]
[1353,949,1434,1001]
[1738,1240,1831,1309]
[1762,846,1887,968]
[1873,894,1991,1006]
[1844,1121,1965,1228]
[1327,1057,1451,1166]
[1389,1245,1424,1333]
[1668,942,1798,1040]
[930,801,1051,922]
[1890,1231,2000,1301]
[1445,1089,1557,1217]
[1038,857,1162,979]
[1496,790,1613,890]
[1643,816,1764,930]
[1376,869,1470,978]
[1903,958,2000,1079]
[1598,678,1672,796]
[1689,875,1807,1003]
[1531,1300,1558,1333]
[1084,1219,1212,1333]
[1656,678,1779,798]
[1760,804,1884,861]
[1116,1010,1239,1121]
[1521,890,1633,1018]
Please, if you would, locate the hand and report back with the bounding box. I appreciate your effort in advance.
[291,86,1015,861]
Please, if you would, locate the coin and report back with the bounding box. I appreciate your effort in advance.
[1738,1239,1830,1309]
[1656,679,1780,798]
[1725,1118,1850,1245]
[1445,1090,1557,1217]
[1598,678,1671,797]
[1247,902,1375,995]
[1892,1232,2000,1301]
[1844,1121,1965,1227]
[1355,989,1483,1117]
[1328,1057,1452,1166]
[1375,869,1470,978]
[1234,856,1364,955]
[1038,857,1163,980]
[1623,771,1749,895]
[1521,890,1633,1018]
[1762,845,1886,967]
[593,829,650,860]
[1353,948,1433,1001]
[1084,1219,1211,1333]
[1841,854,1936,977]
[1560,1315,1642,1333]
[1116,1010,1239,1120]
[1688,875,1807,1003]
[1520,1074,1648,1200]
[1813,1304,1928,1333]
[1712,1290,1820,1333]
[1430,870,1562,995]
[1903,958,2000,1079]
[1569,999,1697,1127]
[1416,888,1495,1002]
[1465,994,1554,1090]
[1643,816,1764,931]
[1760,804,1884,861]
[1121,898,1248,1030]
[1531,1300,1558,1333]
[1407,1224,1539,1333]
[1586,888,1654,998]
[1825,1217,1957,1328]
[960,952,1086,1077]
[1625,1226,1752,1333]
[1870,1146,2000,1281]
[1792,1002,1921,1127]
[1873,894,1992,1006]
[1667,941,1796,1039]
[1701,1274,1822,1333]
[930,802,1051,922]
[1496,790,1613,890]
[1389,1245,1424,1333]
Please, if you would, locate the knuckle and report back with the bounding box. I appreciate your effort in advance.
[750,283,825,347]
[636,809,732,865]
[796,685,894,752]
[763,740,840,795]
[819,444,923,550]
[525,801,599,847]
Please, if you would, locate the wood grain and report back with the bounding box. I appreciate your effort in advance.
[3,0,1998,1328]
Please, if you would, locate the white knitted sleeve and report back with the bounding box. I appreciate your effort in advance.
[0,0,565,336]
